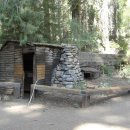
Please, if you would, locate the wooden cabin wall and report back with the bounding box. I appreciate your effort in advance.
[35,46,62,85]
[0,42,15,81]
[0,42,24,96]
[14,44,24,96]
[0,42,62,97]
[14,44,24,83]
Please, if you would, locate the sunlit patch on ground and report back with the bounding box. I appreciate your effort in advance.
[0,97,130,130]
[3,103,45,115]
[74,123,128,130]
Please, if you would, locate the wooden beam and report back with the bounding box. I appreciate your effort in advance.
[86,86,130,95]
[33,85,86,95]
[31,85,130,107]
[33,85,130,96]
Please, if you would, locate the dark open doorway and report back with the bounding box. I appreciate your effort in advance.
[84,72,92,79]
[23,53,34,95]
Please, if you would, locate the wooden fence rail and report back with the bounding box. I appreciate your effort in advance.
[31,85,130,107]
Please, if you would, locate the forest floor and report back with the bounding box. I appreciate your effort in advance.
[0,72,130,130]
[86,73,130,89]
[83,72,130,104]
[0,95,130,130]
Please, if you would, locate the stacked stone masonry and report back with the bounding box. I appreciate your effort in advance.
[54,45,83,88]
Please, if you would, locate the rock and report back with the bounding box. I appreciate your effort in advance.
[63,81,74,85]
[68,70,75,74]
[73,58,78,63]
[58,78,62,81]
[64,67,69,71]
[66,58,73,62]
[66,65,73,68]
[56,65,62,71]
[64,71,70,75]
[60,57,64,61]
[66,77,74,82]
[55,71,61,77]
[54,81,60,84]
[54,45,83,88]
[66,53,72,56]
[65,85,73,89]
[62,74,71,79]
[67,55,73,58]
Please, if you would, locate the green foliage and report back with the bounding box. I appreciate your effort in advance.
[0,0,44,45]
[116,0,129,53]
[120,65,130,78]
[101,65,114,77]
[63,19,101,51]
[117,35,128,54]
[0,0,102,48]
[73,81,86,90]
[117,0,127,29]
[0,0,129,52]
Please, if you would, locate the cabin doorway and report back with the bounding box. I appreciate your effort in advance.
[23,53,34,95]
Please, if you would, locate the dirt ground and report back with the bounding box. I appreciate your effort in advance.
[86,73,130,89]
[0,95,130,130]
[0,73,130,130]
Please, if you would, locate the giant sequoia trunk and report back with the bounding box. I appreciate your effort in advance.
[87,5,95,31]
[109,0,118,40]
[99,0,118,53]
[71,0,81,21]
[100,0,110,53]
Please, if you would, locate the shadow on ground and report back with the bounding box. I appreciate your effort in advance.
[0,95,130,130]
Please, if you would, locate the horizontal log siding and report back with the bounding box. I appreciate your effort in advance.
[14,44,23,82]
[35,47,62,85]
[0,42,15,81]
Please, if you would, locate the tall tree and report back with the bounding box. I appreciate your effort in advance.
[43,0,51,42]
[71,0,81,21]
[0,0,44,45]
[0,0,129,53]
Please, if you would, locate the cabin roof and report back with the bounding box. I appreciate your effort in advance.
[0,40,63,50]
[31,42,63,48]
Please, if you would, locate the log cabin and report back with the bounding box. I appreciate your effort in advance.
[0,41,62,97]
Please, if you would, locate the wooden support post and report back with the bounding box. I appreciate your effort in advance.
[86,95,90,107]
[81,94,86,108]
[81,90,87,108]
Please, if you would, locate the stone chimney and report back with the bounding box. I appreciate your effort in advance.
[54,44,83,88]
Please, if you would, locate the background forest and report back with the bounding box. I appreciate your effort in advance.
[0,0,130,54]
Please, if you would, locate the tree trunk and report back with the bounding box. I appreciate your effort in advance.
[109,0,118,40]
[71,0,81,21]
[100,0,110,53]
[43,0,51,42]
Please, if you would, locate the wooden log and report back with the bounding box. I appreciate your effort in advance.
[34,85,130,96]
[31,85,130,107]
[33,85,86,95]
[31,85,87,107]
[86,86,130,95]
[37,90,84,107]
[0,86,14,95]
